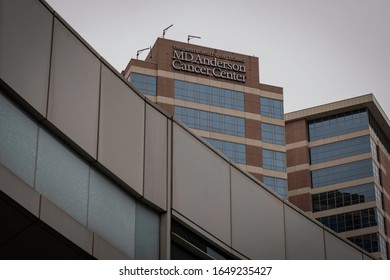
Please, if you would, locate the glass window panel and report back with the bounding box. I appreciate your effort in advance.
[174,80,244,111]
[311,159,373,188]
[348,233,382,254]
[135,203,160,260]
[308,109,368,141]
[263,149,286,172]
[129,73,156,96]
[204,138,246,164]
[0,93,38,186]
[318,208,379,234]
[88,169,136,257]
[35,129,89,225]
[261,123,285,145]
[260,97,284,119]
[310,136,371,164]
[174,106,245,137]
[263,176,287,199]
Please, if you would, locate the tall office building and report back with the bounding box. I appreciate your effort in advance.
[122,38,288,199]
[285,94,390,259]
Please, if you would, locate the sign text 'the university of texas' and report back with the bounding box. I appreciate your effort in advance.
[171,46,246,83]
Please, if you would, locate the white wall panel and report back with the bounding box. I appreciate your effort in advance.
[231,167,285,259]
[173,123,231,245]
[144,104,168,210]
[324,231,362,260]
[99,65,145,195]
[48,19,100,158]
[0,0,52,116]
[284,204,325,259]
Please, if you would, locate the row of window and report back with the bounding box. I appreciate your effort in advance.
[203,138,287,175]
[171,220,233,260]
[204,138,246,164]
[174,106,245,137]
[175,105,285,145]
[129,73,284,120]
[317,208,382,233]
[262,123,285,145]
[263,176,287,199]
[312,183,382,212]
[174,80,245,111]
[348,233,387,256]
[310,135,371,164]
[311,159,375,188]
[128,73,157,96]
[260,97,284,119]
[308,109,368,141]
[202,139,288,175]
[369,112,390,155]
[263,149,286,172]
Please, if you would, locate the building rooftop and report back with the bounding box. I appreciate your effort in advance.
[285,94,390,141]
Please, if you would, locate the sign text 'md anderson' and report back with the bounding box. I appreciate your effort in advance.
[172,47,246,83]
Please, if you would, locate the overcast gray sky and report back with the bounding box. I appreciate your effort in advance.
[45,0,390,117]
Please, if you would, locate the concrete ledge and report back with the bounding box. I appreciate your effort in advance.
[0,164,40,217]
[39,196,93,255]
[92,234,130,260]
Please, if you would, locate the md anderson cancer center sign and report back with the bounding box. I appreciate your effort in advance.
[172,46,246,83]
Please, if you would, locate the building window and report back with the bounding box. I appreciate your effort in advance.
[260,97,284,119]
[261,123,285,145]
[379,235,388,258]
[263,149,286,172]
[203,138,246,164]
[311,159,373,188]
[312,183,379,212]
[263,176,287,199]
[128,73,156,96]
[171,220,234,260]
[376,186,383,210]
[174,80,244,111]
[373,161,381,184]
[317,208,378,233]
[348,233,381,254]
[310,136,371,164]
[370,137,378,161]
[376,209,385,233]
[174,106,245,137]
[308,109,368,141]
[369,112,390,155]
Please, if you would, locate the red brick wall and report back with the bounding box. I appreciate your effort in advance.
[378,147,390,258]
[246,145,262,167]
[259,83,283,95]
[289,193,312,212]
[157,103,173,116]
[285,119,308,144]
[157,76,174,98]
[288,169,311,191]
[244,93,260,114]
[287,146,309,167]
[379,148,390,195]
[250,172,263,183]
[245,119,261,141]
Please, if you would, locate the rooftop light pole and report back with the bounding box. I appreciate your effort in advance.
[136,47,151,59]
[162,24,173,38]
[187,35,201,43]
